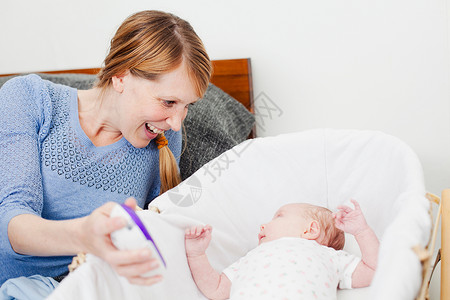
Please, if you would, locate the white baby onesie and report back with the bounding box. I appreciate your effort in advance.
[222,237,360,300]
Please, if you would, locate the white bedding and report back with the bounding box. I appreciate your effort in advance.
[48,129,431,300]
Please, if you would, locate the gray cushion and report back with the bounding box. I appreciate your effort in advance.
[180,84,254,179]
[0,73,97,90]
[0,74,255,180]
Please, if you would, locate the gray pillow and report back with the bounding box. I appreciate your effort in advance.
[180,84,254,179]
[0,73,96,90]
[0,74,255,180]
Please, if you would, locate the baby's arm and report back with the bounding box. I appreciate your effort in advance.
[185,225,231,300]
[334,199,379,288]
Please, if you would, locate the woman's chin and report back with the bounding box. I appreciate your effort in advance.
[129,137,154,149]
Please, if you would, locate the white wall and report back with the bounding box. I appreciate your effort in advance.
[1,1,449,191]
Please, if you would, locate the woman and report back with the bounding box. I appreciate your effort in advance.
[0,10,211,287]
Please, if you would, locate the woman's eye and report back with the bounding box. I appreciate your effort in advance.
[162,100,176,107]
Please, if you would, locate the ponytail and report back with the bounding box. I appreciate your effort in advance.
[155,134,181,194]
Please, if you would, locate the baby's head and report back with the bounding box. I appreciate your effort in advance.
[258,203,345,250]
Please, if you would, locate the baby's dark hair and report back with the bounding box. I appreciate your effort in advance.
[302,204,345,250]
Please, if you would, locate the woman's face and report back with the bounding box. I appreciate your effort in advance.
[113,63,199,148]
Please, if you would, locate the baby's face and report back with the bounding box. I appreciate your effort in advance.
[258,203,312,245]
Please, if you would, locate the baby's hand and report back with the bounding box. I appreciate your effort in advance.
[333,199,369,237]
[185,225,213,258]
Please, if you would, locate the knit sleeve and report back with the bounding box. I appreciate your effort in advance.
[0,75,50,252]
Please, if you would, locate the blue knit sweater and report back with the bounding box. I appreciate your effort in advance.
[0,75,182,284]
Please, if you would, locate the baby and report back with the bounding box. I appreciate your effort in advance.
[185,200,379,299]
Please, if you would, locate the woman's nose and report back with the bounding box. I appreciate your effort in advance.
[260,225,265,231]
[166,109,186,132]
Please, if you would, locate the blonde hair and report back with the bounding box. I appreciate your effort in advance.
[302,204,345,251]
[96,10,212,195]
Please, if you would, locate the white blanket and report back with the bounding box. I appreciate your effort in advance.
[48,129,431,300]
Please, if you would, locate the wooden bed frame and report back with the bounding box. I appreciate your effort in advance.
[415,191,448,300]
[0,58,255,137]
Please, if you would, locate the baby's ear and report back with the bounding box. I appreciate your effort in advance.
[302,220,321,240]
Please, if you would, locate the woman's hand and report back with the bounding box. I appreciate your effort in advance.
[78,197,162,285]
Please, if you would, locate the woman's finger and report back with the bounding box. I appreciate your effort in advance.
[88,202,127,236]
[127,274,163,286]
[102,217,127,235]
[115,257,161,278]
[97,201,120,216]
[124,197,138,211]
[106,248,153,266]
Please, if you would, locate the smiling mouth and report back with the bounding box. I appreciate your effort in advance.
[145,123,164,134]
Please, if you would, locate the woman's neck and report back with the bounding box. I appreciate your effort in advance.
[77,88,123,147]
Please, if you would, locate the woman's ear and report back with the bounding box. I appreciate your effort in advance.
[302,220,321,240]
[111,71,129,93]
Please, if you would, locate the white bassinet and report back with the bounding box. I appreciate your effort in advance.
[48,129,431,300]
